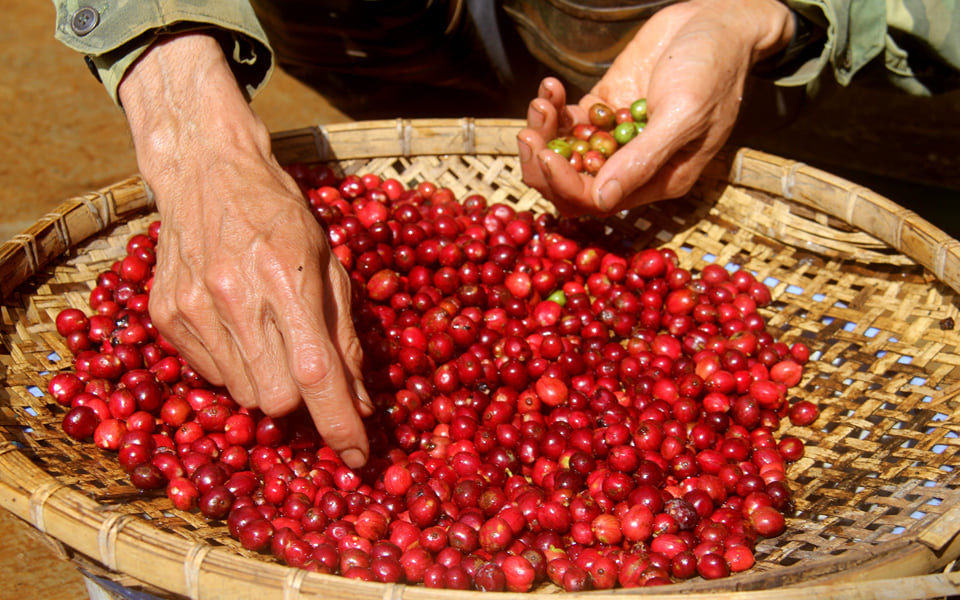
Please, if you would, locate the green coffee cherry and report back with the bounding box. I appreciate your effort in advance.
[546,290,567,306]
[545,97,647,174]
[571,138,591,155]
[630,98,648,123]
[613,121,639,145]
[547,138,573,159]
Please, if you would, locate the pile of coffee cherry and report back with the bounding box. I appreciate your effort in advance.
[547,99,647,175]
[50,164,818,591]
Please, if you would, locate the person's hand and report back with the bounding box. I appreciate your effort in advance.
[119,34,372,468]
[518,0,794,215]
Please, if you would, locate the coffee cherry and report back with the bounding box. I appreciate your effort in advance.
[613,121,640,145]
[588,102,617,130]
[62,405,99,440]
[547,138,573,159]
[51,172,814,591]
[547,97,649,174]
[788,400,819,426]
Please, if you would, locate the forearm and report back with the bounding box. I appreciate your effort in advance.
[118,32,275,215]
[774,0,960,93]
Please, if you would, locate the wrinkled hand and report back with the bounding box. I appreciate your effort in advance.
[120,34,372,467]
[518,0,793,215]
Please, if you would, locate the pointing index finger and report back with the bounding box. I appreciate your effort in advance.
[273,281,370,468]
[290,330,370,469]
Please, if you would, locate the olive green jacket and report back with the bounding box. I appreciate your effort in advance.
[787,0,960,94]
[52,0,273,104]
[52,0,960,105]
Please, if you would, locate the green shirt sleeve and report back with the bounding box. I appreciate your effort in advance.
[778,0,960,94]
[51,0,275,105]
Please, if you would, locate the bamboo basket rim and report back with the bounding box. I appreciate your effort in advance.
[0,118,958,599]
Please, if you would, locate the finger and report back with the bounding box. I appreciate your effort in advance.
[147,291,218,381]
[263,247,370,467]
[526,97,559,142]
[148,239,224,383]
[538,77,565,104]
[281,307,370,469]
[520,131,586,216]
[518,97,563,205]
[202,275,299,413]
[536,148,595,215]
[149,248,278,411]
[518,130,551,203]
[155,316,223,386]
[149,277,275,409]
[538,78,599,133]
[165,312,265,411]
[236,318,303,416]
[321,253,374,417]
[537,78,574,131]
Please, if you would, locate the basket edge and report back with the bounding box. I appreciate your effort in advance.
[0,177,152,301]
[2,120,960,597]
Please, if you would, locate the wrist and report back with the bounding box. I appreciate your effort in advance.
[688,0,795,65]
[752,4,826,77]
[739,0,796,63]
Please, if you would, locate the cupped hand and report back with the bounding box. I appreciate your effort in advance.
[120,34,372,468]
[518,0,794,215]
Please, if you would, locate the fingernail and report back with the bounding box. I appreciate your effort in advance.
[538,154,553,179]
[518,139,532,163]
[529,104,545,129]
[354,380,373,409]
[341,448,367,469]
[597,180,622,213]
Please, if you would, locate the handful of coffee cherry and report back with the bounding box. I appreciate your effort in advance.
[547,99,647,175]
[547,98,647,175]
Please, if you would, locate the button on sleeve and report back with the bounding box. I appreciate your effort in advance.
[70,6,99,36]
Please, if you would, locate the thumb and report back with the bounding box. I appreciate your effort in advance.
[591,115,692,212]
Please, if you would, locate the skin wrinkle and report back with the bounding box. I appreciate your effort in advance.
[309,408,356,444]
[155,247,234,388]
[171,251,242,388]
[289,338,335,392]
[220,235,310,412]
[244,224,321,407]
[133,42,232,192]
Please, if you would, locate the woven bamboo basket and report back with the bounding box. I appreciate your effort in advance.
[1,119,959,600]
